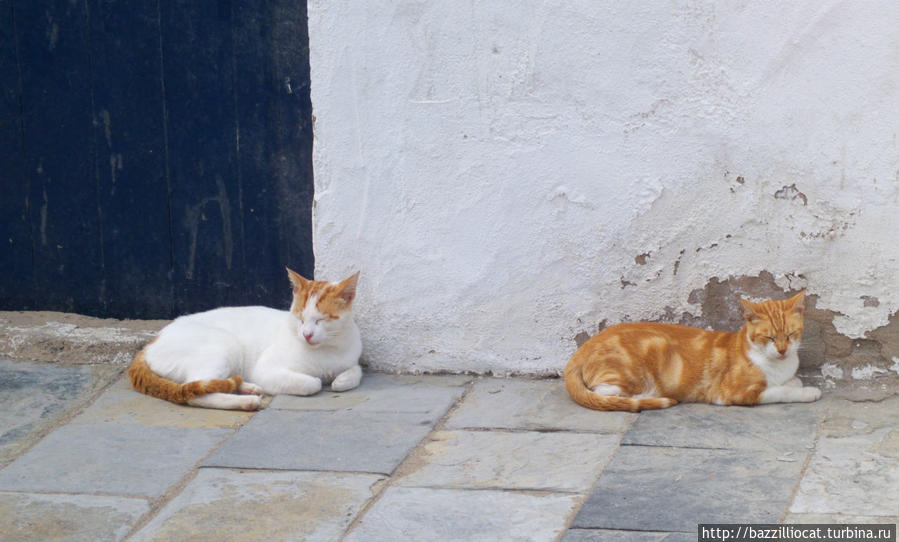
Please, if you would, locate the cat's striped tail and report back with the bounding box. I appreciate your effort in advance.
[564,366,677,412]
[127,345,243,405]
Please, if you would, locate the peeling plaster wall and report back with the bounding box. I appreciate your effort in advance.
[308,1,899,376]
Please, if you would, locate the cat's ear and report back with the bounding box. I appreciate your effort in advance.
[788,289,806,314]
[739,298,759,322]
[336,271,360,304]
[286,267,310,291]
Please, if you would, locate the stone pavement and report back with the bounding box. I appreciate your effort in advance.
[1,359,897,542]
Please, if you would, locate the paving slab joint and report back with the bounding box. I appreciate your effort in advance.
[0,364,127,469]
[118,411,259,539]
[339,377,479,538]
[782,409,826,521]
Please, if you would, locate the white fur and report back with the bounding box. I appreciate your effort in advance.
[745,330,821,403]
[188,393,261,410]
[745,330,800,386]
[759,385,821,404]
[145,303,363,410]
[592,384,623,396]
[592,381,657,399]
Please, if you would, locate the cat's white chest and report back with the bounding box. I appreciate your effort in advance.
[288,321,362,380]
[746,337,800,386]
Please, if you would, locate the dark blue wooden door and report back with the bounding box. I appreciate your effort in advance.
[1,0,314,318]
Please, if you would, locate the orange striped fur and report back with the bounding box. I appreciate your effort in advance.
[565,291,810,412]
[287,268,358,319]
[127,344,243,405]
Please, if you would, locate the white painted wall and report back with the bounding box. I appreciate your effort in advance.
[308,1,899,374]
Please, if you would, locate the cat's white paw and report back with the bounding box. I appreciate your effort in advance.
[800,386,822,402]
[296,377,322,396]
[331,366,362,392]
[238,382,264,396]
[240,395,263,411]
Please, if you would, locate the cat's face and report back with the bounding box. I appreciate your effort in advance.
[740,291,805,360]
[286,268,359,348]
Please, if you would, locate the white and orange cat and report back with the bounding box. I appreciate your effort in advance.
[565,291,821,412]
[128,268,362,410]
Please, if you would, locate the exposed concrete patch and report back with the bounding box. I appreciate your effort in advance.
[773,183,808,205]
[862,295,880,307]
[682,271,799,332]
[573,331,591,348]
[0,311,166,365]
[819,363,843,380]
[851,365,888,380]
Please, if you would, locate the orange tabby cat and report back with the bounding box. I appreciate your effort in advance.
[565,291,820,412]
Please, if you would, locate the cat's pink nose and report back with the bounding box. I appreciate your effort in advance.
[303,331,314,343]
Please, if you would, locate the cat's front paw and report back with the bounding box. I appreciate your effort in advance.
[800,386,822,402]
[296,376,322,396]
[331,365,362,392]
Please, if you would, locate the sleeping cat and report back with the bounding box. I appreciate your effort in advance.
[128,268,362,410]
[565,291,821,412]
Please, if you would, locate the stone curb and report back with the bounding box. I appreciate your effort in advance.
[0,311,167,366]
